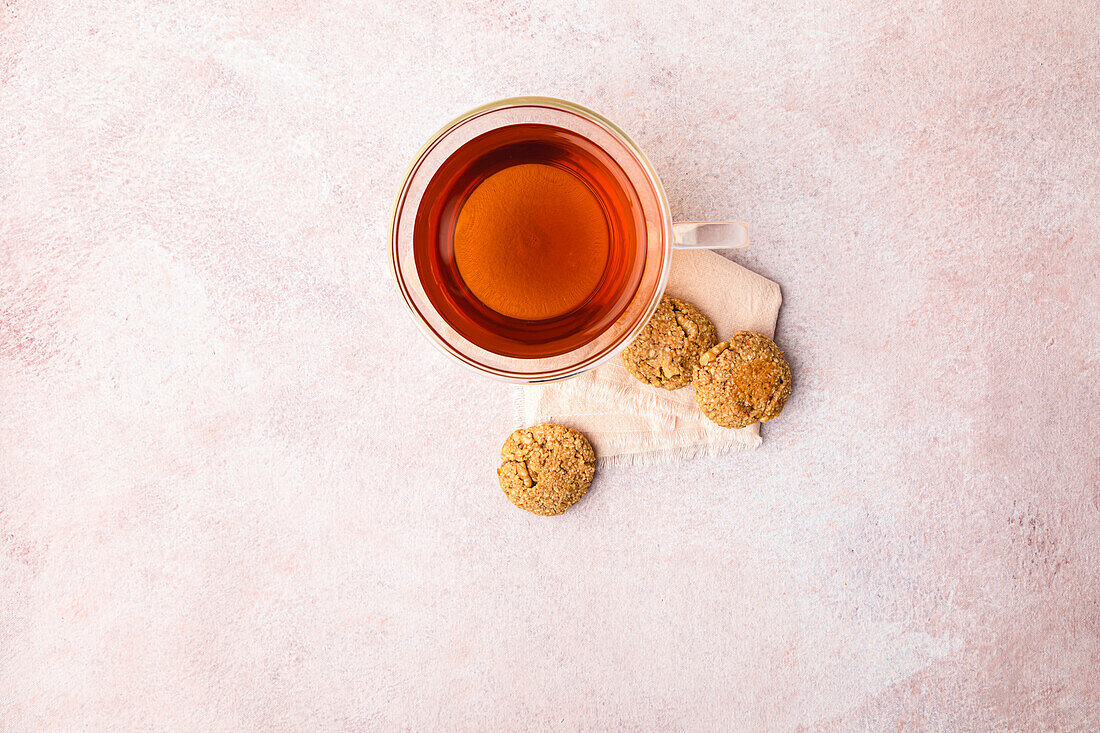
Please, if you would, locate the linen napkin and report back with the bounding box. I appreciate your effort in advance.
[515,249,782,466]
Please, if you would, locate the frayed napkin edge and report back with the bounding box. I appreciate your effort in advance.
[597,432,762,467]
[512,387,762,467]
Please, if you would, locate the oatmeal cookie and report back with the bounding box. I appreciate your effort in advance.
[497,424,596,516]
[622,296,718,389]
[694,332,792,429]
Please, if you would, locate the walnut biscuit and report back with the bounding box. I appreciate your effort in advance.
[694,331,792,429]
[497,424,596,516]
[622,296,718,390]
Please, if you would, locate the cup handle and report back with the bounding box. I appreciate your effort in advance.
[672,221,750,249]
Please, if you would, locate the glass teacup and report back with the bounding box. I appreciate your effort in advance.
[391,97,748,383]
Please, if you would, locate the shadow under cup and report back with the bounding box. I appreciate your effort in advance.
[391,98,672,383]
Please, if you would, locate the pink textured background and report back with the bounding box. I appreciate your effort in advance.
[2,0,1098,729]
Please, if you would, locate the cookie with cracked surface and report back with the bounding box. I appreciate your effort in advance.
[694,331,792,429]
[497,424,596,516]
[621,296,718,389]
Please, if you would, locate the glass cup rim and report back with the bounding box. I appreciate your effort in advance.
[389,96,673,383]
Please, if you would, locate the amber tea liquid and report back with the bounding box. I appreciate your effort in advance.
[414,124,646,358]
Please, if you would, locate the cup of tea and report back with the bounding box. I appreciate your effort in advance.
[390,97,748,383]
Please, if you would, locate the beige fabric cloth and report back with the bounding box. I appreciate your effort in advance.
[515,249,783,466]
